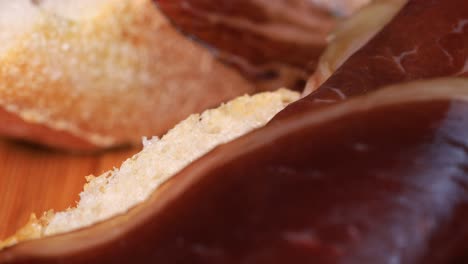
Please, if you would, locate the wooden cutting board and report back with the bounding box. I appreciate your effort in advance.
[0,139,139,240]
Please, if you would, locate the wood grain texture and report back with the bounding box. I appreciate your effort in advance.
[0,139,139,240]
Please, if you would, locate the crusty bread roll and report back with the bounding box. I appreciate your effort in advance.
[0,88,299,249]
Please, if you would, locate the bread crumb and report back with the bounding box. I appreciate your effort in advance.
[0,89,299,248]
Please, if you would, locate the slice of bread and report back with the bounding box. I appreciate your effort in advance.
[0,0,255,150]
[0,88,299,249]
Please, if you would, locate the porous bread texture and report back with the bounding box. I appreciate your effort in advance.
[0,0,254,148]
[0,89,299,249]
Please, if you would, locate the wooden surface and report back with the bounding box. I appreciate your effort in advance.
[0,139,139,240]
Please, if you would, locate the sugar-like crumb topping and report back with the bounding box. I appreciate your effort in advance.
[0,0,255,148]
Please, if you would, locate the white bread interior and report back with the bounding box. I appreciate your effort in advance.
[0,88,299,249]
